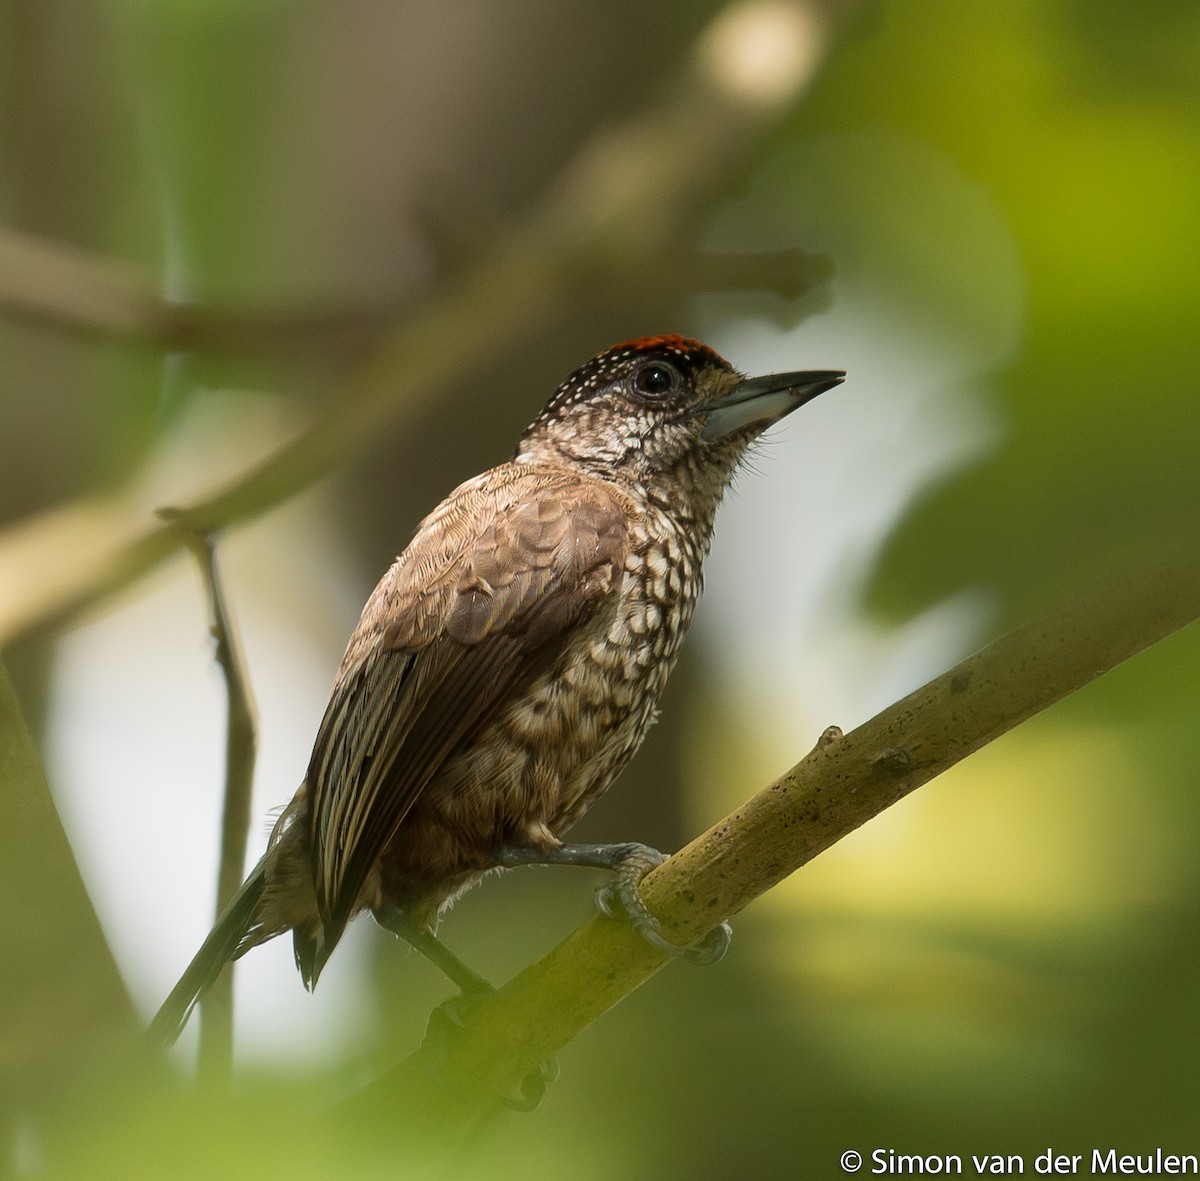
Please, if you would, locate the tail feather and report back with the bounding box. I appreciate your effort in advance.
[147,857,269,1047]
[293,922,339,992]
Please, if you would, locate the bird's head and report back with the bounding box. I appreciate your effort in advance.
[516,335,842,503]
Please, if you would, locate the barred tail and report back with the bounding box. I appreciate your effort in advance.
[147,857,269,1047]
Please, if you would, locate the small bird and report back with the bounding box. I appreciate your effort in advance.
[150,335,842,1044]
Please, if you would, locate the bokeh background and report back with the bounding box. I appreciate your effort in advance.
[3,0,1200,1176]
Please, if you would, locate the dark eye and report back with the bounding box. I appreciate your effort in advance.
[633,361,678,397]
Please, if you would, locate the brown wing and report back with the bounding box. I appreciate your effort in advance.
[304,468,627,958]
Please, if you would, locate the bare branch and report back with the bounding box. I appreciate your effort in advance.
[0,227,392,355]
[163,521,258,1084]
[686,248,835,300]
[0,228,170,342]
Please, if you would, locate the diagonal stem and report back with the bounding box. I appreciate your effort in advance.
[344,547,1200,1159]
[164,517,258,1084]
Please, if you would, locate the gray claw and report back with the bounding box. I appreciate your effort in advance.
[506,1055,559,1112]
[595,881,621,921]
[686,921,732,965]
[594,853,732,965]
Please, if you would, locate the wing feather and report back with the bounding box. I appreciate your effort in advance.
[305,470,627,953]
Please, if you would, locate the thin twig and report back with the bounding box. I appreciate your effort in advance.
[0,227,393,355]
[164,517,258,1083]
[343,547,1200,1163]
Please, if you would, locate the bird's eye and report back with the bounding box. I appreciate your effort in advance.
[633,361,678,398]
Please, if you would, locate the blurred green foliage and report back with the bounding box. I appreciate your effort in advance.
[816,0,1200,617]
[4,0,1200,1176]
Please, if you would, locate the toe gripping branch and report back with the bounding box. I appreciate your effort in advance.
[497,841,732,965]
[419,840,732,1112]
[422,992,559,1113]
[377,911,557,1110]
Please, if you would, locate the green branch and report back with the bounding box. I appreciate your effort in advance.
[344,548,1200,1163]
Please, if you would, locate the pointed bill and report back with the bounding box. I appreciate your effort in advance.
[699,370,844,441]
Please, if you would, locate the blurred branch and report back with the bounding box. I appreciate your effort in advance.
[0,0,843,649]
[0,227,391,355]
[164,522,258,1084]
[0,659,140,1126]
[685,247,835,300]
[0,227,161,340]
[346,548,1200,1162]
[607,247,838,331]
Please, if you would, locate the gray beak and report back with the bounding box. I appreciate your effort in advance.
[699,370,844,441]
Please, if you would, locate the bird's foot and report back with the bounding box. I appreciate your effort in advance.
[594,843,731,966]
[495,840,731,964]
[422,986,559,1112]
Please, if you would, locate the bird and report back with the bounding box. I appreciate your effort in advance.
[149,334,842,1045]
